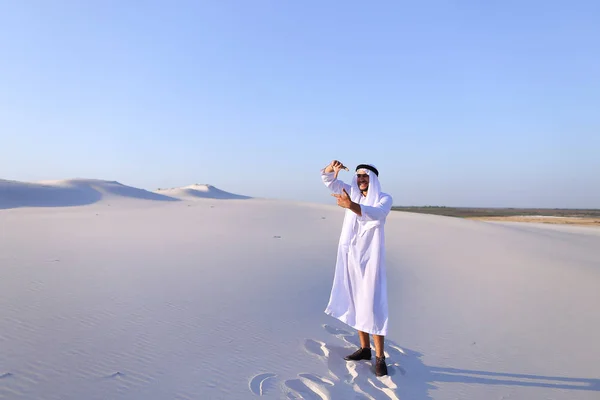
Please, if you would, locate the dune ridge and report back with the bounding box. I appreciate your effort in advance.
[155,183,252,200]
[0,179,251,209]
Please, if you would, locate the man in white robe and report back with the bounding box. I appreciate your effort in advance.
[321,160,393,376]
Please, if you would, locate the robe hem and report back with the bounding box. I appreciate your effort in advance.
[324,310,387,336]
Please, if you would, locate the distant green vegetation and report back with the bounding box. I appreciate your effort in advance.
[390,206,600,218]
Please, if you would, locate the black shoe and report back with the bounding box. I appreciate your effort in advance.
[344,347,372,361]
[375,356,388,376]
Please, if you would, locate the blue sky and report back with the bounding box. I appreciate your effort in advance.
[1,1,599,208]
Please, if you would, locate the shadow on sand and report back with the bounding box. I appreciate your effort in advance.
[393,347,598,399]
[324,328,599,399]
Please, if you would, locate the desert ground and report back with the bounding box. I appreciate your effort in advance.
[1,178,599,399]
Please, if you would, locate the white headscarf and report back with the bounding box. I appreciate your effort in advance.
[339,164,383,246]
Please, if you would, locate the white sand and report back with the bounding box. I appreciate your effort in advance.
[1,179,599,399]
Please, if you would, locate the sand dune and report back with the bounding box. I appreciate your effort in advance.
[0,179,178,209]
[0,192,598,399]
[155,184,252,200]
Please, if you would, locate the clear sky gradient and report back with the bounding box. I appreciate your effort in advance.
[1,1,599,208]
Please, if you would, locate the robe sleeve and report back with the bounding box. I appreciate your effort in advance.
[321,168,351,194]
[358,194,393,221]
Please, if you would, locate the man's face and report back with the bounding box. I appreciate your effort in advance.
[357,171,369,192]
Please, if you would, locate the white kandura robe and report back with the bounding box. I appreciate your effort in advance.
[321,166,393,336]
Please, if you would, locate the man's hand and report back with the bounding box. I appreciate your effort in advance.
[325,160,349,179]
[332,188,362,216]
[332,160,348,173]
[332,188,352,208]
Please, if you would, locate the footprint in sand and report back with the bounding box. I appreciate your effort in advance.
[299,373,335,386]
[304,339,329,358]
[284,373,334,400]
[249,373,277,396]
[249,325,407,398]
